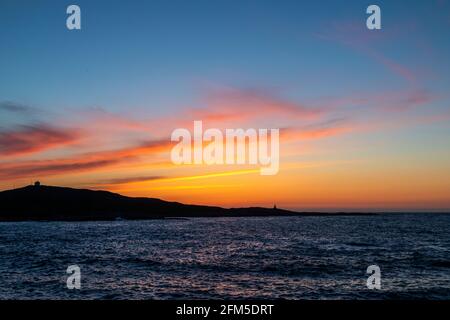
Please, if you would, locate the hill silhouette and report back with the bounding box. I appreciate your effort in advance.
[0,184,373,221]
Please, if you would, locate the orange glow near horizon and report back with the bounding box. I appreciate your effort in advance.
[1,88,450,211]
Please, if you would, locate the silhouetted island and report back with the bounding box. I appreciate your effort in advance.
[0,184,375,221]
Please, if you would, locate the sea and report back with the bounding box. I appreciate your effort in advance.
[0,214,449,299]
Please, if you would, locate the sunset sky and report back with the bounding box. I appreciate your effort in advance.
[1,0,450,211]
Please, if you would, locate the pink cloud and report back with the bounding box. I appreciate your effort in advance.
[316,20,419,84]
[281,118,356,141]
[0,124,81,157]
[177,87,327,128]
[0,138,172,181]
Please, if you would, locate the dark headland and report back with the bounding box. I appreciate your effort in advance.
[0,184,375,221]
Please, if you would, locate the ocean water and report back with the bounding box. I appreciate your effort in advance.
[0,214,449,300]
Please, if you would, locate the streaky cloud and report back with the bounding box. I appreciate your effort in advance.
[0,123,81,157]
[0,101,37,114]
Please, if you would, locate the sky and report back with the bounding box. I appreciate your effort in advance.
[1,0,450,211]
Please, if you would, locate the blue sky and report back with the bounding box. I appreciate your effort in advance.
[1,0,450,209]
[1,0,449,115]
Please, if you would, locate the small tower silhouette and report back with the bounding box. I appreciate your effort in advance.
[273,204,277,210]
[34,181,41,187]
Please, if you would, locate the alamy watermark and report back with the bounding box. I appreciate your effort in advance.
[66,5,81,30]
[366,5,381,30]
[366,265,381,289]
[171,121,280,175]
[65,4,380,31]
[66,265,81,289]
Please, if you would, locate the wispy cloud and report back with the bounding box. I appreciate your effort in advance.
[316,20,419,85]
[0,83,439,187]
[98,175,166,185]
[0,138,171,181]
[0,101,37,114]
[281,118,355,140]
[0,124,81,157]
[187,87,326,125]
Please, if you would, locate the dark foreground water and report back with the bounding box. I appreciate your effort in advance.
[0,214,449,299]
